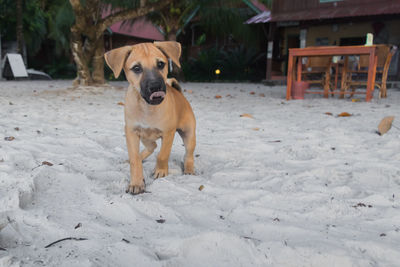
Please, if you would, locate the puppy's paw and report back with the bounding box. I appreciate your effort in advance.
[126,181,145,195]
[154,168,168,179]
[184,161,195,175]
[184,168,195,175]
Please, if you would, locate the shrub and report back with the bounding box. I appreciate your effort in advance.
[182,45,265,82]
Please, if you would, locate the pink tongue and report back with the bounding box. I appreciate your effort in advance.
[150,91,166,100]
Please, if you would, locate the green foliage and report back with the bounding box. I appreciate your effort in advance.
[0,0,47,54]
[146,0,197,39]
[182,47,223,81]
[102,0,162,9]
[195,33,206,46]
[196,1,259,46]
[182,45,265,81]
[24,1,47,54]
[42,58,77,79]
[0,0,14,38]
[0,0,73,63]
[47,1,74,56]
[218,45,265,80]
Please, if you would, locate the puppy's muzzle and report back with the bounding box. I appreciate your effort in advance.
[149,81,166,101]
[141,79,167,105]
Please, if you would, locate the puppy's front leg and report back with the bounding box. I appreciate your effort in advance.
[125,126,145,194]
[154,131,175,178]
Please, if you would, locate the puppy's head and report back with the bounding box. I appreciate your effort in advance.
[104,41,181,105]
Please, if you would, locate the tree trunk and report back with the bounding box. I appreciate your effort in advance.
[167,30,177,41]
[70,27,92,86]
[164,19,179,41]
[70,30,104,86]
[69,0,100,86]
[16,0,25,63]
[92,34,105,85]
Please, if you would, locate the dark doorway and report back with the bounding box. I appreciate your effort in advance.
[285,34,300,75]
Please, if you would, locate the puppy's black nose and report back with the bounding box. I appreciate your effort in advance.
[148,80,163,92]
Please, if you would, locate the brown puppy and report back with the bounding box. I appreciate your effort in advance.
[104,42,196,194]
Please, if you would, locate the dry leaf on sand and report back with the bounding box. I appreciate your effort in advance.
[252,127,260,131]
[338,112,352,117]
[324,112,333,116]
[117,102,124,106]
[377,116,395,135]
[250,91,255,95]
[240,113,254,119]
[259,93,265,97]
[215,95,222,99]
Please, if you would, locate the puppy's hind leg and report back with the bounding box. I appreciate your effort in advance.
[178,127,196,175]
[140,138,157,161]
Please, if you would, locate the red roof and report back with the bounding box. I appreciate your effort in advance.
[103,6,164,41]
[109,18,164,41]
[271,0,400,22]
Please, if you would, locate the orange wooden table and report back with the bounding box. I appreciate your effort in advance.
[286,45,378,102]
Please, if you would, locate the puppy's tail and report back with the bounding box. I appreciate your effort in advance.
[166,78,182,92]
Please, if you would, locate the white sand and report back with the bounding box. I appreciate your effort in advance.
[1,80,400,266]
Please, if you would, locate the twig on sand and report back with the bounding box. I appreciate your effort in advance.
[122,238,130,243]
[45,237,88,248]
[241,236,262,243]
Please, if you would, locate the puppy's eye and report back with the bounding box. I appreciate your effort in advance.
[132,65,142,74]
[157,61,165,70]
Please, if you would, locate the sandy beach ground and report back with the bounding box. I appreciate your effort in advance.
[1,80,400,266]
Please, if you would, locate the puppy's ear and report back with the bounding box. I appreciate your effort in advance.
[104,46,132,78]
[154,41,181,68]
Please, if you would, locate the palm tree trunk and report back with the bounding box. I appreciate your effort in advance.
[70,30,104,86]
[92,34,105,85]
[167,31,177,41]
[70,27,92,86]
[16,0,25,63]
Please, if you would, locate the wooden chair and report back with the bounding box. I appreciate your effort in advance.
[342,44,397,98]
[301,56,332,97]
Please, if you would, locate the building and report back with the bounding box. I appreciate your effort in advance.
[263,0,400,80]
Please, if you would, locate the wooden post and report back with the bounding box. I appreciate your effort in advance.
[266,23,276,81]
[366,47,377,102]
[286,50,294,100]
[340,56,348,99]
[266,41,273,80]
[297,56,302,82]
